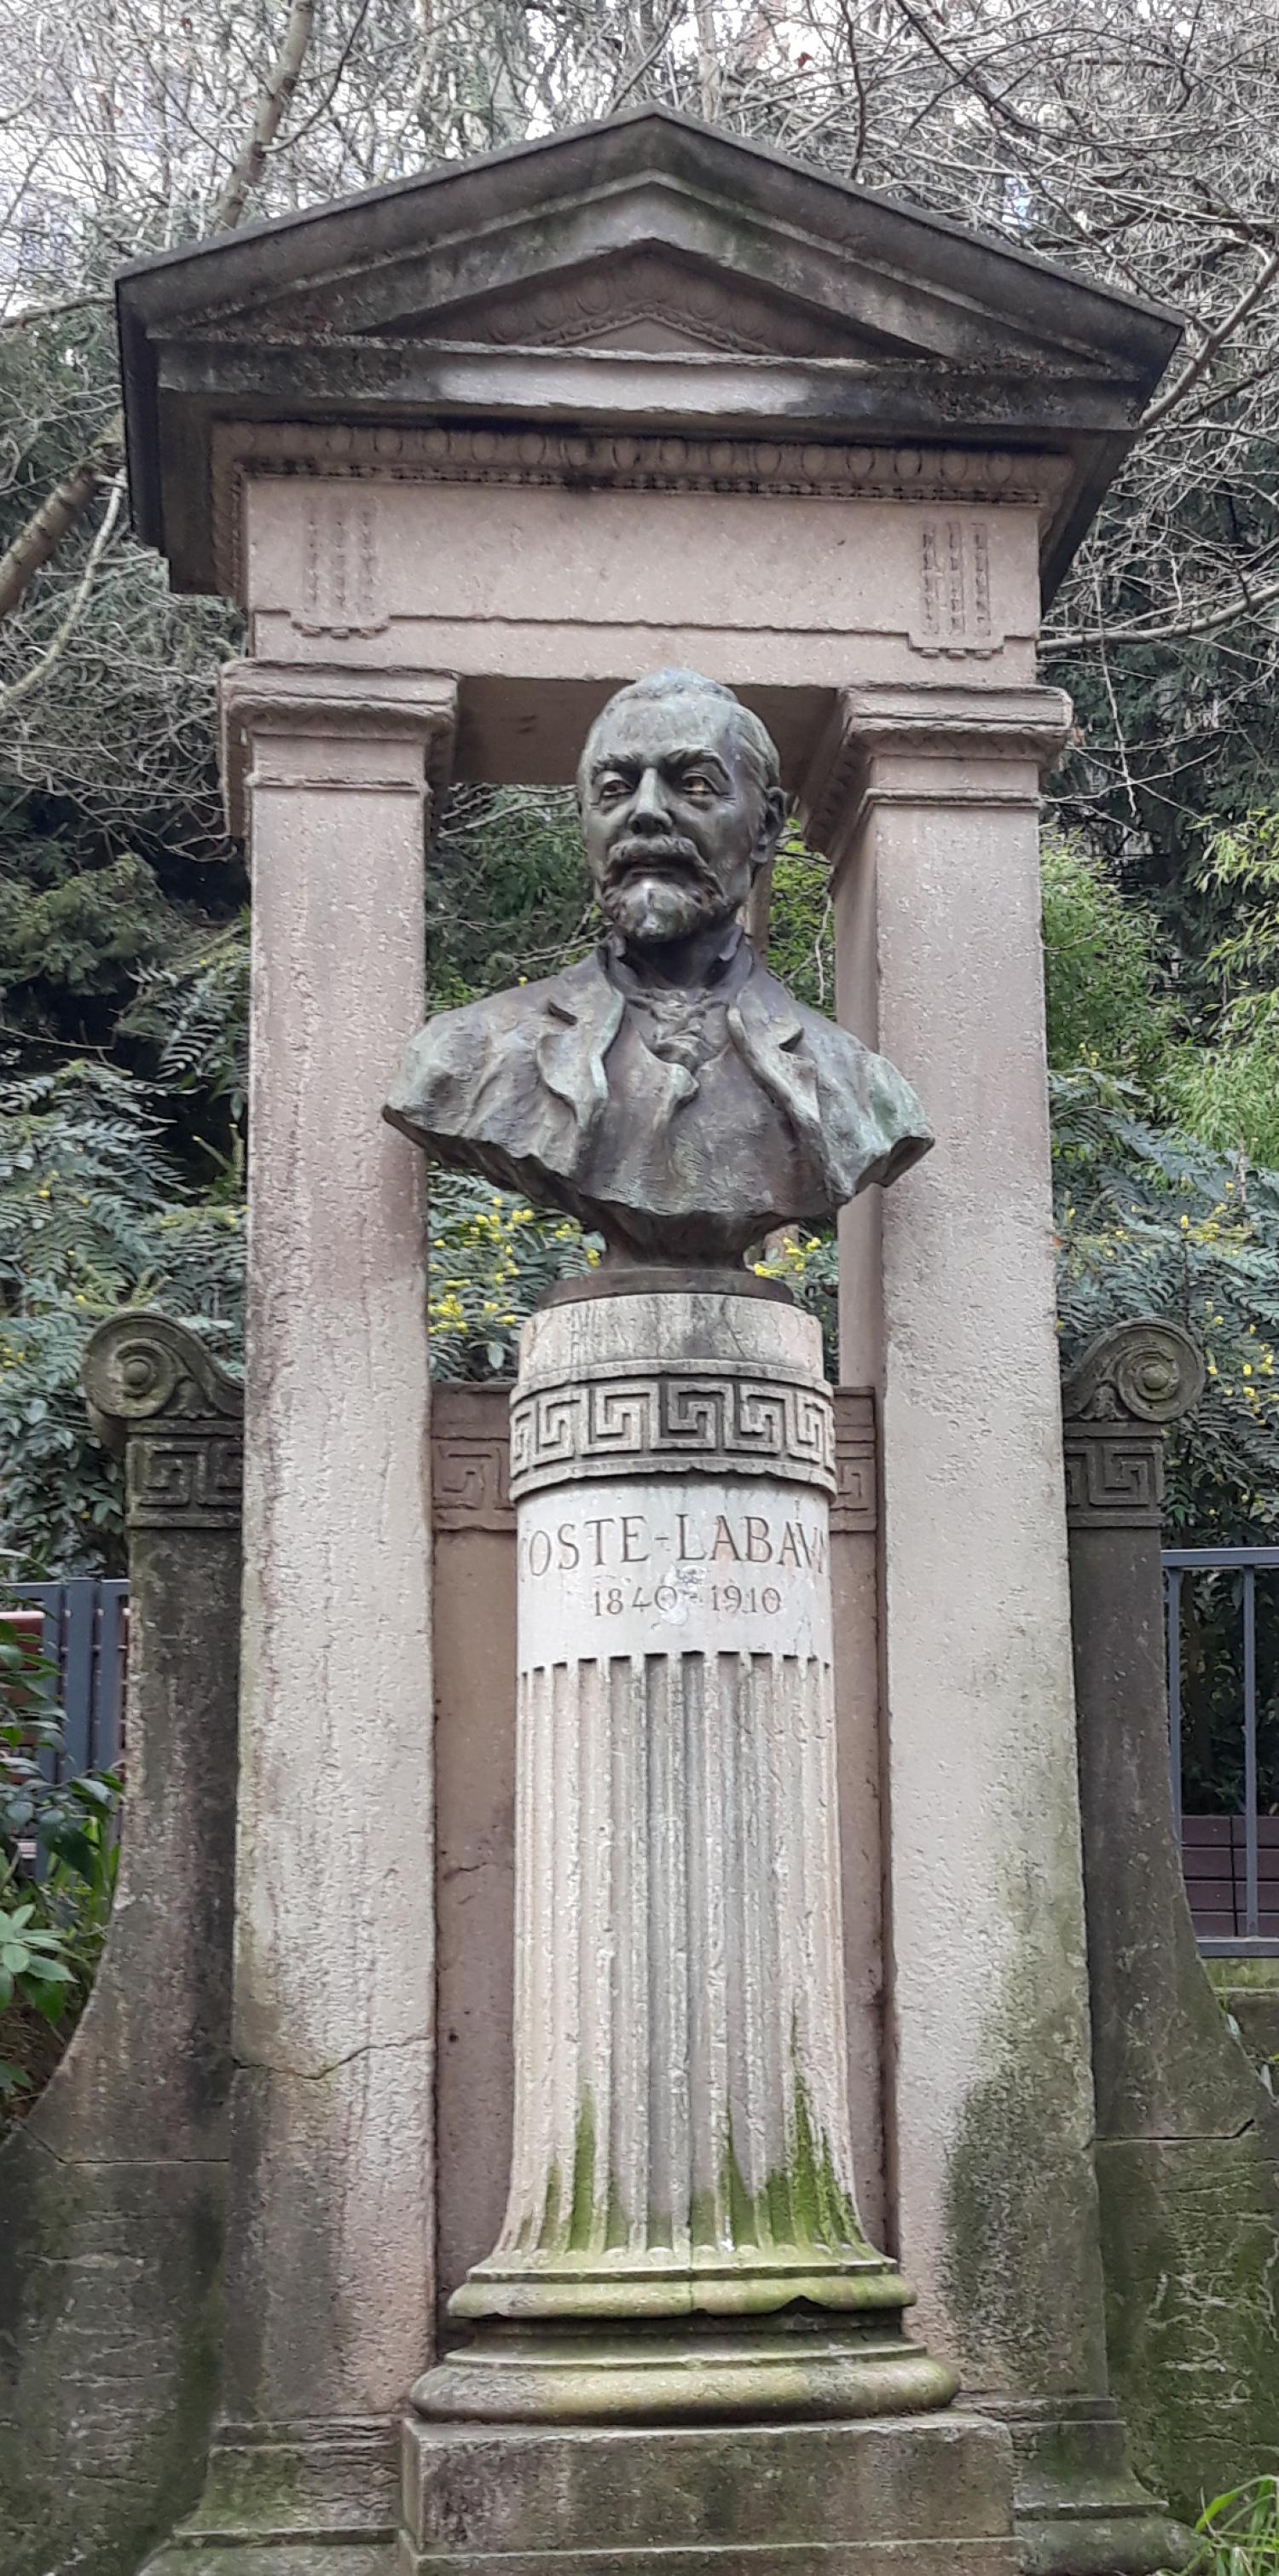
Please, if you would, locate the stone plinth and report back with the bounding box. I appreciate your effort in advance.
[414,1278,952,2423]
[399,2411,1017,2576]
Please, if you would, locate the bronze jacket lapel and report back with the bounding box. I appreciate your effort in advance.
[728,971,830,1189]
[535,954,624,1150]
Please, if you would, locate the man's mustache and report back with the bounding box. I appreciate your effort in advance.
[605,833,709,880]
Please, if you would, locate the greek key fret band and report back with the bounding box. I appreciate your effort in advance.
[509,1366,836,1501]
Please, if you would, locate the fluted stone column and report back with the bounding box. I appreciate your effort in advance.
[414,1277,954,2423]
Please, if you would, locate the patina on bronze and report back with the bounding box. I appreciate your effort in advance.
[385,670,932,1262]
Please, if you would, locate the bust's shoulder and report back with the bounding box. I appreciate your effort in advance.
[742,962,863,1062]
[427,971,558,1042]
[402,959,587,1065]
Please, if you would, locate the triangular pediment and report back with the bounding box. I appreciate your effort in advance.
[116,107,1181,592]
[123,109,1176,377]
[380,246,883,362]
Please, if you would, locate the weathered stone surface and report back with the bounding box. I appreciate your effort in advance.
[143,665,451,2571]
[431,1383,890,2302]
[114,107,1179,600]
[143,2417,400,2573]
[1066,1320,1279,2516]
[1207,1961,1279,2083]
[0,1314,242,2576]
[417,1283,952,2427]
[400,2410,1018,2574]
[805,689,1161,2576]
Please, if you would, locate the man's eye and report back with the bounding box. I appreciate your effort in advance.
[682,775,714,798]
[597,777,628,801]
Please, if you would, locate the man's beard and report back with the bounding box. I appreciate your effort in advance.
[599,836,728,947]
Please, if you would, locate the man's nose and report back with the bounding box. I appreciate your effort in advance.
[628,767,671,832]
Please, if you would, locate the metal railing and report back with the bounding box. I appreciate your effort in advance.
[1164,1546,1279,1956]
[1,1577,129,1778]
[3,1559,1274,1953]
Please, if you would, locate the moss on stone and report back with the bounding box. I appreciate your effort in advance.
[1096,2134,1279,2518]
[940,1800,1109,2397]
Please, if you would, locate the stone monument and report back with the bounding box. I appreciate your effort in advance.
[107,103,1193,2576]
[390,670,942,2428]
[388,672,1023,2566]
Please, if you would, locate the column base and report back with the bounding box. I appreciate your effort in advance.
[400,2410,1017,2573]
[138,2416,398,2575]
[978,2397,1195,2576]
[412,2317,958,2422]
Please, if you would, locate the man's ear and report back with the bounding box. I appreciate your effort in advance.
[754,784,787,868]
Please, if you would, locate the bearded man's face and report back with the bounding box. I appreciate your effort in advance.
[580,693,774,948]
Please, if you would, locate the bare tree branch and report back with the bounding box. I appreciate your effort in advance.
[0,290,110,334]
[0,440,119,625]
[1143,243,1279,428]
[215,0,318,232]
[0,473,125,712]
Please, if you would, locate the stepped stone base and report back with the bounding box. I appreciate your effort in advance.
[139,2416,398,2576]
[398,2411,1017,2575]
[988,2396,1194,2576]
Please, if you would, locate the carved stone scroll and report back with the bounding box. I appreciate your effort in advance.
[83,1310,244,1534]
[1063,1315,1279,2517]
[1062,1320,1204,1533]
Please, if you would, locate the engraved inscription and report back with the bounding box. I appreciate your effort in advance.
[518,1477,833,1667]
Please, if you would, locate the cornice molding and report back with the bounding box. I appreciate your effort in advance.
[218,661,458,836]
[799,680,1073,860]
[210,417,1071,604]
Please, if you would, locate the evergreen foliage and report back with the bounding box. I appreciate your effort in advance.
[1053,1071,1279,1540]
[0,1061,243,1572]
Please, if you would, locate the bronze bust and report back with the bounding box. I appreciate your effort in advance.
[385,670,931,1264]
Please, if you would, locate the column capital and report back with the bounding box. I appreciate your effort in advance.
[219,659,458,834]
[1062,1318,1204,1533]
[83,1309,244,1534]
[798,680,1073,862]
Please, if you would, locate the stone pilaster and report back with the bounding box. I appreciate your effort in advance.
[800,687,1186,2576]
[145,664,457,2575]
[1065,1322,1279,2521]
[0,1314,242,2576]
[413,1279,952,2427]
